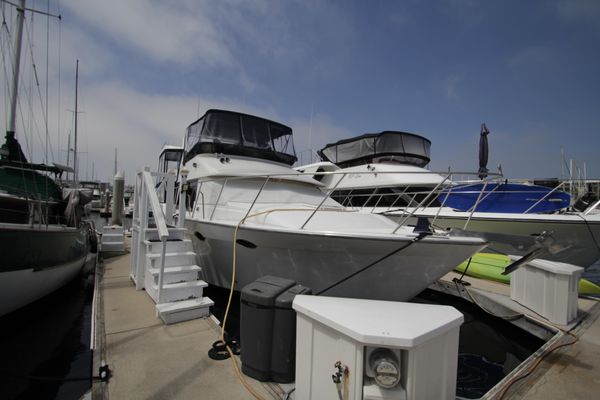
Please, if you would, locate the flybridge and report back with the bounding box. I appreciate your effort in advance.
[319,131,432,168]
[183,109,297,166]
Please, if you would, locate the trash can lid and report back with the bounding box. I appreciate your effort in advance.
[241,275,296,307]
[276,284,312,308]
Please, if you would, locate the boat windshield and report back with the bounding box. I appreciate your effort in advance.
[319,131,431,168]
[184,109,297,165]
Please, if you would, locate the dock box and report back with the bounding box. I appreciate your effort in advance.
[510,258,582,325]
[240,275,295,381]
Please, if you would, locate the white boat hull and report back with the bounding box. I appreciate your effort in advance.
[404,209,600,268]
[0,256,86,316]
[185,219,487,301]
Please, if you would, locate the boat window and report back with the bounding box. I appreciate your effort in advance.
[320,131,431,168]
[331,187,440,208]
[270,123,295,156]
[203,112,242,144]
[241,116,271,149]
[185,118,204,154]
[158,149,183,174]
[401,134,430,158]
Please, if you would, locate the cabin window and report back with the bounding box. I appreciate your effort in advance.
[202,112,241,144]
[271,124,295,155]
[241,116,271,149]
[331,187,441,208]
[185,118,204,154]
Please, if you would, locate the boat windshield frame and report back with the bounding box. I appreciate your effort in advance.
[183,109,297,165]
[318,131,431,168]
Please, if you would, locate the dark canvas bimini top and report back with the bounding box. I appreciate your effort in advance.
[183,109,297,165]
[319,131,431,168]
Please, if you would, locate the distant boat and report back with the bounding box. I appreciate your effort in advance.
[0,0,93,316]
[438,182,571,214]
[296,130,600,268]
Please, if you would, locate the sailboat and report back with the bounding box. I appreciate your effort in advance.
[0,0,92,316]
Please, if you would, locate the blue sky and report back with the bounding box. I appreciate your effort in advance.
[2,0,599,182]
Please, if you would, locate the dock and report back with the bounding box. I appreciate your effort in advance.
[436,271,600,399]
[92,240,286,400]
[92,241,600,399]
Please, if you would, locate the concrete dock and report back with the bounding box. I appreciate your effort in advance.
[92,246,284,400]
[92,244,600,399]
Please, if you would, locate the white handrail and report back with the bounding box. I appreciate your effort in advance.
[142,170,169,240]
[135,169,172,304]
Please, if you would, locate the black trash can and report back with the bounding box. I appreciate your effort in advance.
[271,284,312,383]
[240,275,295,381]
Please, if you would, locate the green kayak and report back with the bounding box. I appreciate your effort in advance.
[455,253,600,295]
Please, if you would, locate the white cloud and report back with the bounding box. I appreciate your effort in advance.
[70,82,287,183]
[61,0,232,67]
[290,113,352,165]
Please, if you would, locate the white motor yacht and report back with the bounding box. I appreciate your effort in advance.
[178,109,487,301]
[297,131,600,268]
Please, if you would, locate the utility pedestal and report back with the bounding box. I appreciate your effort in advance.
[293,296,463,400]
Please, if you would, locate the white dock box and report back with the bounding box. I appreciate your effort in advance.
[292,296,463,400]
[510,258,582,325]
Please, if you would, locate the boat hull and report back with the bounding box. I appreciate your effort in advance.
[406,210,600,268]
[0,224,90,316]
[185,219,487,301]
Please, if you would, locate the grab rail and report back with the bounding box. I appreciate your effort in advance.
[523,181,567,214]
[131,168,180,304]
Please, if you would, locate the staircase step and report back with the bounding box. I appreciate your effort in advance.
[150,280,208,303]
[145,251,196,268]
[147,265,201,284]
[144,238,193,253]
[145,227,187,241]
[102,236,124,242]
[103,226,124,234]
[101,242,124,252]
[148,265,201,275]
[156,297,214,324]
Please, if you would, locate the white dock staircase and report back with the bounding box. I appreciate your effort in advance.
[130,168,213,325]
[100,225,125,252]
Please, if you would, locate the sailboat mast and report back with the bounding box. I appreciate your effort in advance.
[73,59,79,184]
[66,132,71,171]
[7,0,26,136]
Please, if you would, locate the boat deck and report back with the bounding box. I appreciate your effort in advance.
[92,243,600,399]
